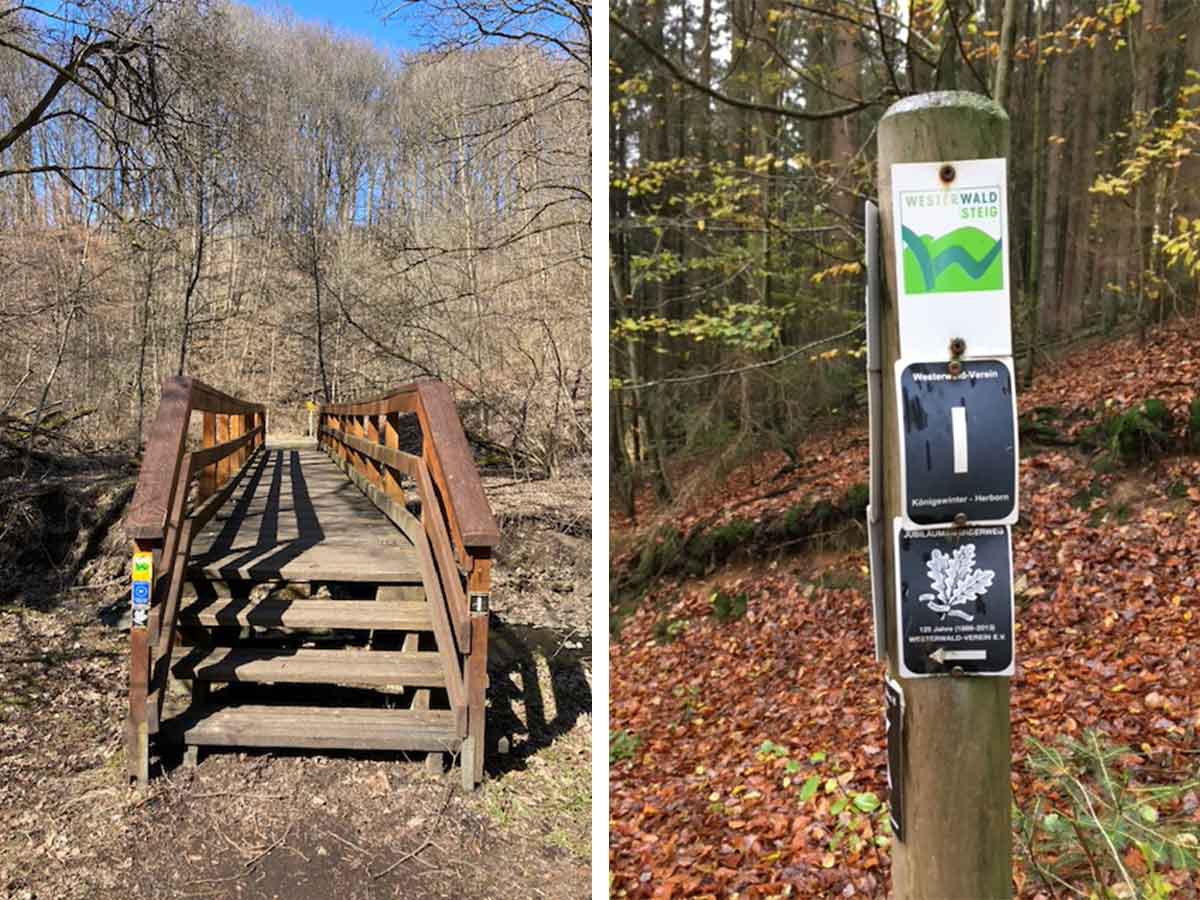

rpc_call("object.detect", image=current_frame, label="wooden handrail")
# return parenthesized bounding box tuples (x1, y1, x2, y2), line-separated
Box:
(319, 427, 420, 478)
(190, 425, 264, 473)
(126, 376, 265, 541)
(125, 376, 266, 787)
(318, 379, 499, 552)
(317, 379, 495, 777)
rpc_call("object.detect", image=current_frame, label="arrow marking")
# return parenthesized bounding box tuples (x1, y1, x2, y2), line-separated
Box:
(930, 647, 987, 665)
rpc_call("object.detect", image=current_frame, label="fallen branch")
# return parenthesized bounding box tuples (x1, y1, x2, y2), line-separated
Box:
(67, 578, 124, 591)
(184, 820, 295, 886)
(369, 777, 456, 879)
(369, 839, 433, 879)
(613, 323, 865, 392)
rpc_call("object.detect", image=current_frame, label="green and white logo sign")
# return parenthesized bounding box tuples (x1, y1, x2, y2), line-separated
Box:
(900, 187, 1003, 294)
(891, 158, 1011, 359)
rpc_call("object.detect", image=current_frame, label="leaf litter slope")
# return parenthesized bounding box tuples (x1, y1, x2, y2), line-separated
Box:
(610, 320, 1200, 898)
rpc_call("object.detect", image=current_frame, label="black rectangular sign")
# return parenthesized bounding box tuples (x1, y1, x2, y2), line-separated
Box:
(894, 521, 1014, 678)
(896, 358, 1018, 527)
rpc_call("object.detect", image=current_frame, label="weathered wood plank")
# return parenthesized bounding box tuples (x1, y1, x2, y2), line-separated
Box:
(175, 648, 445, 686)
(188, 541, 421, 583)
(316, 380, 499, 549)
(336, 454, 423, 538)
(216, 414, 232, 487)
(466, 552, 491, 787)
(417, 457, 470, 645)
(415, 380, 498, 549)
(376, 585, 425, 603)
(199, 412, 217, 502)
(189, 425, 263, 474)
(321, 427, 420, 479)
(128, 538, 154, 787)
(167, 705, 460, 752)
(126, 376, 193, 540)
(179, 596, 432, 630)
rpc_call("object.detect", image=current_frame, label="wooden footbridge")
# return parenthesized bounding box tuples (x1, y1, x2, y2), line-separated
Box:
(124, 377, 499, 789)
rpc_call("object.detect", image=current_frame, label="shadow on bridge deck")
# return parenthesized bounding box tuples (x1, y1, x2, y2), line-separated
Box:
(188, 447, 421, 584)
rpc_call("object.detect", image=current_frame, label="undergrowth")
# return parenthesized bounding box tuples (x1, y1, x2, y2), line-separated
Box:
(612, 482, 870, 627)
(1015, 730, 1200, 898)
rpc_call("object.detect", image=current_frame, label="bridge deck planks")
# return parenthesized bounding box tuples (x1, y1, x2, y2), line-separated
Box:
(189, 446, 422, 583)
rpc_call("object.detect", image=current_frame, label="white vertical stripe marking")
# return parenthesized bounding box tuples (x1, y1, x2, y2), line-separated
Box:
(951, 406, 968, 474)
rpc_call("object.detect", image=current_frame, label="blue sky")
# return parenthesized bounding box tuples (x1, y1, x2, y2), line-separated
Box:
(241, 0, 429, 51)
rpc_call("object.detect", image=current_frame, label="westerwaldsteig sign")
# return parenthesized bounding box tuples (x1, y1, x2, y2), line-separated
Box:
(890, 158, 1012, 360)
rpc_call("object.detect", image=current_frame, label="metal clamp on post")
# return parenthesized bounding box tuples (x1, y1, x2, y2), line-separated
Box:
(469, 593, 490, 614)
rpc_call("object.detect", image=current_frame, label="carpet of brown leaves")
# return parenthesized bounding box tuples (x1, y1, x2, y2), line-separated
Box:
(610, 321, 1200, 898)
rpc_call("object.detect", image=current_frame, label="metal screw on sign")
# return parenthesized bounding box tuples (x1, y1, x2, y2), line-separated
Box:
(949, 337, 967, 357)
(948, 360, 963, 376)
(939, 164, 956, 184)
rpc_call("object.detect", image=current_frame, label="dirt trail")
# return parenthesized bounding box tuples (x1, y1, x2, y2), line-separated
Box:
(0, 470, 591, 900)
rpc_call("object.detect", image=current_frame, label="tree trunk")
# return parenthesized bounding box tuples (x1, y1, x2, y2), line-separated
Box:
(1037, 0, 1069, 341)
(992, 0, 1019, 109)
(1063, 44, 1101, 332)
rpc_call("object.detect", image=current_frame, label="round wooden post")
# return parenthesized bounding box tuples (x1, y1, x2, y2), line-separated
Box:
(877, 92, 1013, 900)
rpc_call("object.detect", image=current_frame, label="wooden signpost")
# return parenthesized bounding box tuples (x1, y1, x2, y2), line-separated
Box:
(870, 92, 1017, 899)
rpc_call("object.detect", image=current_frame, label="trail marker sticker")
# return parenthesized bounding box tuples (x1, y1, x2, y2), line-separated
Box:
(896, 358, 1018, 527)
(131, 551, 152, 630)
(891, 158, 1011, 359)
(893, 521, 1014, 678)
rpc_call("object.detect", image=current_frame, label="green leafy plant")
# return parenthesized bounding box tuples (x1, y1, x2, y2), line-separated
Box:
(1070, 480, 1104, 511)
(610, 730, 642, 765)
(710, 590, 748, 623)
(757, 739, 789, 760)
(844, 482, 869, 519)
(1015, 730, 1200, 898)
(652, 616, 688, 644)
(759, 745, 893, 865)
(1100, 398, 1175, 463)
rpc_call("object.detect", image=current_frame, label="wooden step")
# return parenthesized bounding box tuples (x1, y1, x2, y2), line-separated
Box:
(166, 704, 460, 752)
(178, 597, 432, 631)
(187, 538, 423, 583)
(174, 648, 445, 687)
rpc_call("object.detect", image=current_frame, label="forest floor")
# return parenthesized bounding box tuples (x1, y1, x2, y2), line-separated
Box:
(0, 454, 591, 900)
(609, 319, 1200, 899)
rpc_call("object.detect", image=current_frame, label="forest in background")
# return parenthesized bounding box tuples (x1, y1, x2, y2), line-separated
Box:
(610, 0, 1200, 513)
(0, 0, 591, 476)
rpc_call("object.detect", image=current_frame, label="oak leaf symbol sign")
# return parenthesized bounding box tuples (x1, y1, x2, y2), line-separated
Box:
(919, 544, 994, 621)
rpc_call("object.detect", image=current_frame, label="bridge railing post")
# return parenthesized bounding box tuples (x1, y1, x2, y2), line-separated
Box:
(199, 413, 216, 502)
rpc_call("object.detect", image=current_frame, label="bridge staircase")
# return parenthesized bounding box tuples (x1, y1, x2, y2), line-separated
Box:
(124, 378, 498, 789)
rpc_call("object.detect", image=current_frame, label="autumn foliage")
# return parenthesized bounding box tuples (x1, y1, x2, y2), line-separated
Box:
(610, 321, 1200, 898)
